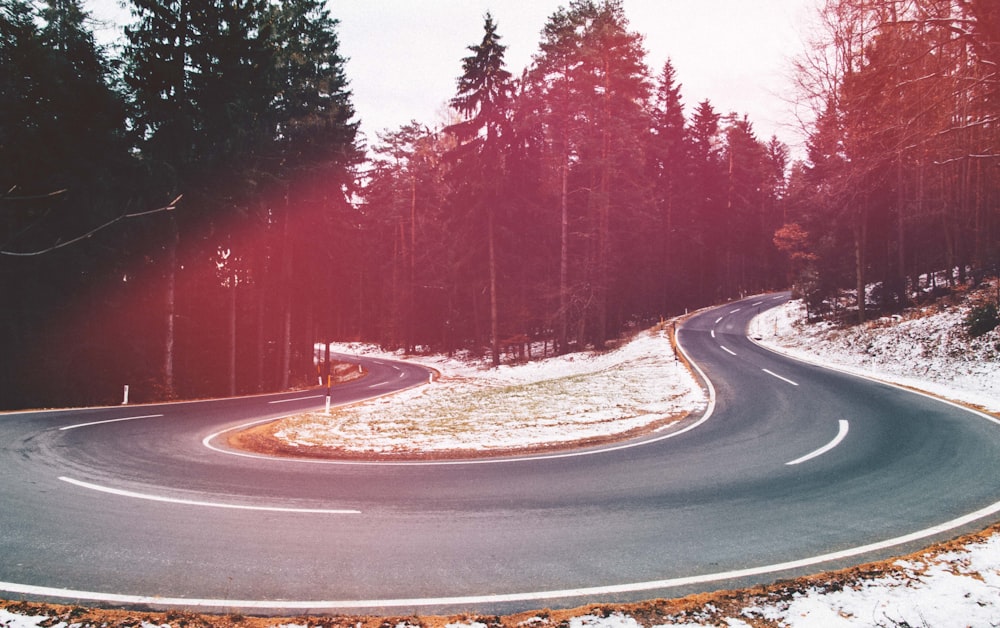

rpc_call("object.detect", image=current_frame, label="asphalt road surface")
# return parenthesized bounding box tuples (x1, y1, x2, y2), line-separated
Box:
(2, 293, 1000, 616)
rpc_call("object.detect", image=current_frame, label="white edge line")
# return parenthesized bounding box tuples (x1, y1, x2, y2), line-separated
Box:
(3, 495, 999, 611)
(786, 420, 849, 466)
(59, 414, 163, 431)
(762, 368, 799, 387)
(58, 477, 360, 515)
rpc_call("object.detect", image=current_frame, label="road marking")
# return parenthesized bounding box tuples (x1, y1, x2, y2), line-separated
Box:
(3, 492, 1000, 611)
(59, 414, 163, 431)
(720, 345, 737, 356)
(786, 420, 850, 466)
(762, 368, 799, 386)
(714, 316, 724, 324)
(752, 301, 763, 306)
(59, 477, 360, 514)
(268, 395, 324, 404)
(710, 329, 716, 338)
(729, 308, 742, 314)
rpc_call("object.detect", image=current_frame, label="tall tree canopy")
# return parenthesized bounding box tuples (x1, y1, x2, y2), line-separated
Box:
(791, 0, 1000, 322)
(3, 0, 811, 409)
(446, 12, 514, 365)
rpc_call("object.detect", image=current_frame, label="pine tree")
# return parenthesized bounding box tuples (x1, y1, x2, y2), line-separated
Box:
(526, 0, 650, 348)
(649, 58, 690, 309)
(445, 12, 513, 366)
(267, 0, 360, 388)
(1, 0, 132, 407)
(688, 99, 724, 304)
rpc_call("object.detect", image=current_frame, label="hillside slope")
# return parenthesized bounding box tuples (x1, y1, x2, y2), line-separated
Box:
(754, 282, 1000, 414)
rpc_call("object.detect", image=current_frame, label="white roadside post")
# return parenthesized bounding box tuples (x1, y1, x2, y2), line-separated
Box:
(324, 342, 333, 415)
(121, 385, 129, 405)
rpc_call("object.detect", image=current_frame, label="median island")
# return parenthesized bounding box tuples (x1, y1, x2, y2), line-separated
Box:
(228, 325, 709, 460)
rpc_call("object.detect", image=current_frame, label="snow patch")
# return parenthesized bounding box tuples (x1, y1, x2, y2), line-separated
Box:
(282, 330, 707, 453)
(751, 296, 1000, 413)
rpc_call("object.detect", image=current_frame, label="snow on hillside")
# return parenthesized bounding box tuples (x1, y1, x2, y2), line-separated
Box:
(752, 287, 1000, 413)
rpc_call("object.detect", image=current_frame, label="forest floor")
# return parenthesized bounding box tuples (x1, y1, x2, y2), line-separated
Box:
(3, 282, 1000, 627)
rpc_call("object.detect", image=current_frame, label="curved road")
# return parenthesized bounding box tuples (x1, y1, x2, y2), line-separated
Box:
(2, 294, 1000, 615)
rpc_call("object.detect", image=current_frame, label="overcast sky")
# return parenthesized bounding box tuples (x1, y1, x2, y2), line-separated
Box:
(88, 0, 813, 155)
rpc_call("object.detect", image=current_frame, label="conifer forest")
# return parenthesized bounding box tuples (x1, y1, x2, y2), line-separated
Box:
(2, 0, 998, 409)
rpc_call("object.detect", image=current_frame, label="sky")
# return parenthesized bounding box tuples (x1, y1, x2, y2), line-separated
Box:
(87, 0, 814, 156)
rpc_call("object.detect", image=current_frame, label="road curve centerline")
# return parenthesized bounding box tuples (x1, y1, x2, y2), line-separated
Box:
(785, 420, 850, 466)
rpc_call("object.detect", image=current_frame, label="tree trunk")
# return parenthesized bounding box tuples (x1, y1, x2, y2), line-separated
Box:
(280, 188, 292, 390)
(489, 204, 499, 367)
(163, 215, 178, 399)
(854, 207, 867, 324)
(558, 156, 569, 354)
(596, 124, 610, 349)
(228, 265, 237, 397)
(256, 279, 265, 392)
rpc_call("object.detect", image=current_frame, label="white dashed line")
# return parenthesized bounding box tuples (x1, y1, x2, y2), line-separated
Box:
(720, 345, 737, 356)
(786, 420, 850, 466)
(762, 368, 799, 386)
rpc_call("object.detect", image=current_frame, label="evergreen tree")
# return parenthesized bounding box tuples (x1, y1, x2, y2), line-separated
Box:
(649, 58, 690, 309)
(526, 0, 650, 348)
(267, 0, 361, 389)
(123, 0, 360, 397)
(445, 12, 514, 366)
(269, 0, 359, 171)
(688, 99, 724, 304)
(1, 0, 133, 408)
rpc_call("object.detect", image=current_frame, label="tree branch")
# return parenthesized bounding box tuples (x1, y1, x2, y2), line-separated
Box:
(0, 195, 182, 257)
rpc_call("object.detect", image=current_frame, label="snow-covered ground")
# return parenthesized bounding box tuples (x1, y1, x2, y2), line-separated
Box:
(3, 291, 999, 626)
(752, 294, 1000, 413)
(276, 328, 706, 454)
